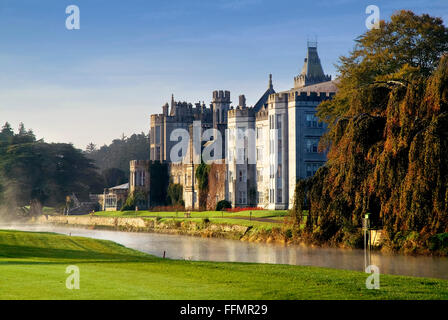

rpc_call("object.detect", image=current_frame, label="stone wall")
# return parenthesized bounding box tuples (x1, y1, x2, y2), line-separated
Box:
(37, 215, 147, 229)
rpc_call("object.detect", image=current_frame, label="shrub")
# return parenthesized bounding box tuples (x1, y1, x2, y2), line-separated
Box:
(121, 191, 147, 211)
(167, 183, 184, 206)
(216, 200, 231, 211)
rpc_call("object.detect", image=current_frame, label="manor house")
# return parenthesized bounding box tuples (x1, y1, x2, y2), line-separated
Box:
(131, 43, 337, 210)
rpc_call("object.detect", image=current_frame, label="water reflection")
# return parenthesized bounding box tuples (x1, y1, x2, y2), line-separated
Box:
(1, 224, 447, 279)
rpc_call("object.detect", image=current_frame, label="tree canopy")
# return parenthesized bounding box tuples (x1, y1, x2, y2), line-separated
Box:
(293, 11, 448, 249)
(0, 123, 103, 217)
(86, 132, 150, 177)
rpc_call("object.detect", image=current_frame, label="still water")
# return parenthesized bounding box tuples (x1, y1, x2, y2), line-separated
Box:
(1, 224, 447, 279)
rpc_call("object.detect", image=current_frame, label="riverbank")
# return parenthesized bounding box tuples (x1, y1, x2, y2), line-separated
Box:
(1, 229, 447, 299)
(34, 214, 447, 256)
(32, 214, 381, 247)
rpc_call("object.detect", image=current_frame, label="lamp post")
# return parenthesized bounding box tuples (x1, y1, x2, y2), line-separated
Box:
(362, 213, 371, 271)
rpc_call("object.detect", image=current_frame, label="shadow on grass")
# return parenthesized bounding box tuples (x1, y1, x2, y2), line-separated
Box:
(0, 244, 157, 263)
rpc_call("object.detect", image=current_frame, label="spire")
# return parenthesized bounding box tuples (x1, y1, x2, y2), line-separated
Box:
(268, 73, 273, 90)
(294, 41, 331, 88)
(169, 94, 176, 116)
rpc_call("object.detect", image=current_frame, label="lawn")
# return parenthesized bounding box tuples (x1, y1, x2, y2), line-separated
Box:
(0, 230, 447, 300)
(94, 209, 289, 219)
(94, 209, 291, 230)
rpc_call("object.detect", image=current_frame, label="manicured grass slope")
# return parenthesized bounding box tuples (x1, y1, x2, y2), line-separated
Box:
(94, 210, 289, 219)
(0, 230, 447, 300)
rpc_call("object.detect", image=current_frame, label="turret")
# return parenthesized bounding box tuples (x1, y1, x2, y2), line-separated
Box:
(239, 95, 246, 108)
(294, 42, 331, 88)
(212, 90, 231, 128)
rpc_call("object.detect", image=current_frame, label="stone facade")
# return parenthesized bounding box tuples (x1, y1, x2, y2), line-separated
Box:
(143, 43, 337, 210)
(129, 160, 151, 209)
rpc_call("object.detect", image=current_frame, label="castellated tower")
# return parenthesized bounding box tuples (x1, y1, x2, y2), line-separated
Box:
(294, 42, 331, 88)
(212, 90, 231, 128)
(129, 160, 150, 209)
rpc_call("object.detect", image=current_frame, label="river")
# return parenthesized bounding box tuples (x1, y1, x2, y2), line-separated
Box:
(1, 224, 447, 279)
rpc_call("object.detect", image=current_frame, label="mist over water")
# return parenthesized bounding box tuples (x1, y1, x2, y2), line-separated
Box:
(1, 223, 447, 280)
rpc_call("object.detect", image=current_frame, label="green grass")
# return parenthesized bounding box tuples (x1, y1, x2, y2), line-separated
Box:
(0, 230, 447, 300)
(94, 210, 304, 228)
(94, 210, 289, 219)
(94, 210, 290, 230)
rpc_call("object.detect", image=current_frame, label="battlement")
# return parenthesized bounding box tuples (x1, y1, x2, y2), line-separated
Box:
(228, 106, 254, 118)
(294, 74, 331, 88)
(289, 90, 335, 101)
(213, 90, 231, 102)
(151, 114, 165, 122)
(130, 160, 150, 169)
(268, 92, 288, 104)
(256, 106, 269, 120)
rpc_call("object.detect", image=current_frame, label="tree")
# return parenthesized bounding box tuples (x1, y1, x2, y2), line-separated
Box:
(295, 11, 448, 246)
(167, 183, 184, 206)
(102, 168, 127, 188)
(85, 143, 96, 153)
(195, 162, 210, 210)
(149, 161, 169, 206)
(86, 132, 150, 177)
(0, 141, 103, 216)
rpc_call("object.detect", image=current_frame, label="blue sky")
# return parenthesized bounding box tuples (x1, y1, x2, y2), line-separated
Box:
(0, 0, 447, 148)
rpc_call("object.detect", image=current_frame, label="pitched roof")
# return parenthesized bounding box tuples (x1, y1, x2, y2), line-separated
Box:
(300, 45, 326, 80)
(254, 74, 276, 112)
(110, 183, 129, 190)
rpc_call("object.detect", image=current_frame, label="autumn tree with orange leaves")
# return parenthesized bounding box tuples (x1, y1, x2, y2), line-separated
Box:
(292, 11, 448, 252)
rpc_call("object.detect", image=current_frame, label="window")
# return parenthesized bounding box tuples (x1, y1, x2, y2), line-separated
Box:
(156, 126, 161, 144)
(305, 138, 319, 153)
(257, 170, 262, 182)
(257, 192, 264, 203)
(277, 189, 282, 203)
(257, 148, 263, 161)
(276, 114, 282, 129)
(257, 127, 263, 140)
(239, 191, 246, 204)
(306, 163, 322, 177)
(140, 171, 145, 186)
(306, 114, 323, 128)
(239, 171, 243, 182)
